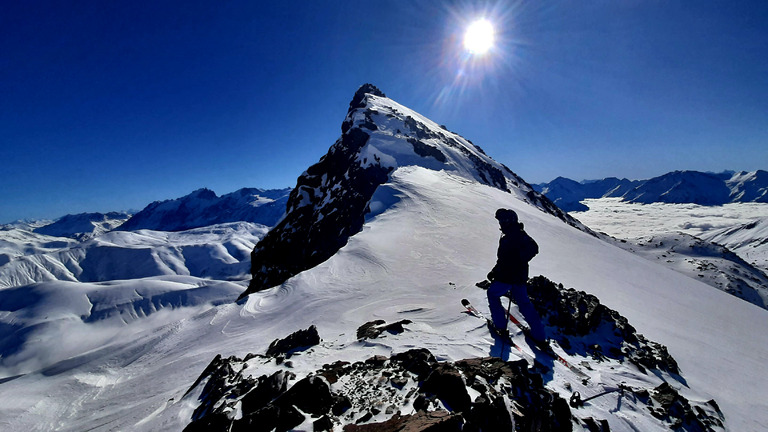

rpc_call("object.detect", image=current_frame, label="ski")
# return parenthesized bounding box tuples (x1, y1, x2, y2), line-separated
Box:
(462, 298, 590, 381)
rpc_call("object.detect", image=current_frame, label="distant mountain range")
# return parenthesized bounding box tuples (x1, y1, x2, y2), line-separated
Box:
(7, 187, 292, 240)
(116, 187, 291, 232)
(32, 211, 131, 240)
(534, 170, 768, 211)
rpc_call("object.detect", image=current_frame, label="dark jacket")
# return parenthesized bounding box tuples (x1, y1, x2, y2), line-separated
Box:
(488, 223, 538, 285)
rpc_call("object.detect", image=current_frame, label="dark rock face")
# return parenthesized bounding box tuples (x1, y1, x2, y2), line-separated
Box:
(243, 101, 393, 296)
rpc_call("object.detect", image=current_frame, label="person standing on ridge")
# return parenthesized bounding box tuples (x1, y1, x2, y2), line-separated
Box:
(486, 208, 546, 344)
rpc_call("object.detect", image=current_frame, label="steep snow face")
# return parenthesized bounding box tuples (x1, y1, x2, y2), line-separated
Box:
(1, 168, 764, 431)
(0, 222, 268, 288)
(118, 187, 290, 232)
(33, 212, 131, 240)
(245, 84, 579, 297)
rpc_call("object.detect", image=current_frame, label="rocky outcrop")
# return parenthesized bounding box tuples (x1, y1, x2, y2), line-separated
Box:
(356, 320, 412, 340)
(242, 85, 394, 297)
(527, 276, 679, 374)
(183, 342, 571, 431)
(265, 325, 321, 358)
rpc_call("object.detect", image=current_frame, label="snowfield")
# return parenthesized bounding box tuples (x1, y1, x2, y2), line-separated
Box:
(1, 168, 766, 431)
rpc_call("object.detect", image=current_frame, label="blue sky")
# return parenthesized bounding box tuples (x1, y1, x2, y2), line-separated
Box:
(2, 1, 767, 222)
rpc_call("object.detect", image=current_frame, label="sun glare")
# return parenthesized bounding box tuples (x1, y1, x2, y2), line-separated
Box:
(463, 19, 495, 55)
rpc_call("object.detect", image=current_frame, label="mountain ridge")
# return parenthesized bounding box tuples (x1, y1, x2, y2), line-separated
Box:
(535, 170, 768, 211)
(117, 187, 291, 232)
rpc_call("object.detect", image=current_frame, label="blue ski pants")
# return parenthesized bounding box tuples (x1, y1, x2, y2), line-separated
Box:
(487, 281, 546, 342)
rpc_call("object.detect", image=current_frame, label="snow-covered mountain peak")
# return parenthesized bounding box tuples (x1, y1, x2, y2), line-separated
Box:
(32, 211, 131, 240)
(244, 84, 579, 297)
(117, 187, 291, 232)
(341, 84, 520, 194)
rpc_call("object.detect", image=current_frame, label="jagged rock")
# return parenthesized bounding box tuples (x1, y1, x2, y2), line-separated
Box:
(527, 275, 679, 374)
(314, 415, 335, 431)
(455, 357, 571, 431)
(265, 325, 320, 357)
(240, 371, 292, 414)
(463, 395, 514, 432)
(275, 375, 335, 416)
(183, 412, 232, 432)
(357, 319, 413, 340)
(232, 403, 304, 432)
(649, 382, 725, 430)
(184, 347, 573, 431)
(391, 348, 438, 381)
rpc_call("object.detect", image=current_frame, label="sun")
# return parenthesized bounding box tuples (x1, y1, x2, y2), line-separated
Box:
(463, 19, 495, 55)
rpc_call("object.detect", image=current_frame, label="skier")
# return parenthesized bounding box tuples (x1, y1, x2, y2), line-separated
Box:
(486, 208, 546, 344)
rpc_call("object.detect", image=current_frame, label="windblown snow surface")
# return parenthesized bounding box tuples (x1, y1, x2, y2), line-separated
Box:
(1, 167, 766, 430)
